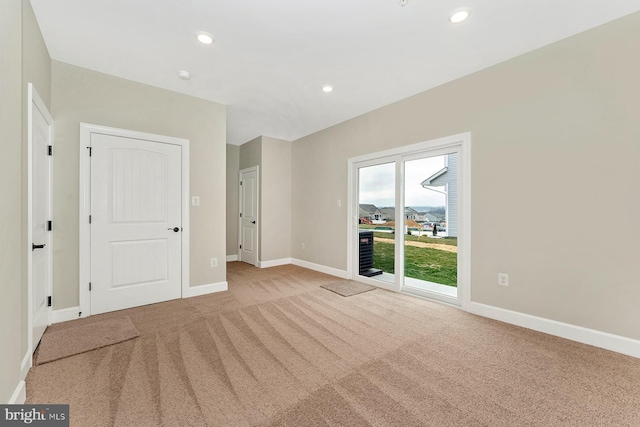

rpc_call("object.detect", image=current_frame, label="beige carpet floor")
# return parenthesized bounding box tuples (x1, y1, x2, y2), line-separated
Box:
(26, 262, 640, 426)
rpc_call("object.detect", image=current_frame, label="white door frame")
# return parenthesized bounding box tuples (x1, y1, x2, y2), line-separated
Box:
(79, 123, 190, 317)
(238, 166, 259, 265)
(27, 83, 53, 358)
(347, 132, 471, 311)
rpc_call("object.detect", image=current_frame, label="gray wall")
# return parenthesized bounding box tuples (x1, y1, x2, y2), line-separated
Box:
(291, 13, 640, 340)
(239, 136, 262, 170)
(226, 144, 239, 257)
(0, 0, 24, 404)
(51, 61, 227, 309)
(261, 137, 292, 262)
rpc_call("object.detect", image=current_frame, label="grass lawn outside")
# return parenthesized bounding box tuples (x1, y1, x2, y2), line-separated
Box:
(372, 239, 458, 287)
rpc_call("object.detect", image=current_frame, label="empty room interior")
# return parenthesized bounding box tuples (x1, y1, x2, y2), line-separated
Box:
(2, 0, 640, 425)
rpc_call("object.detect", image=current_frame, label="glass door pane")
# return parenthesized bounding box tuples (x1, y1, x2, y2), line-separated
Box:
(403, 153, 458, 299)
(358, 162, 396, 285)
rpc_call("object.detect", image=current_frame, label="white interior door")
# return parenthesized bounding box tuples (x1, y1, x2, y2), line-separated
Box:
(29, 84, 53, 351)
(239, 167, 258, 266)
(90, 134, 182, 314)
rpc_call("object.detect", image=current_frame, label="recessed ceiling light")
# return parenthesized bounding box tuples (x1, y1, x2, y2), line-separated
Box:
(196, 31, 214, 45)
(322, 85, 333, 93)
(449, 8, 470, 24)
(178, 70, 190, 80)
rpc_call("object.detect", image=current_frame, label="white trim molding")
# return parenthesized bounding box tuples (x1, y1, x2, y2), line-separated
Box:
(52, 306, 82, 324)
(184, 282, 228, 298)
(291, 258, 349, 279)
(226, 255, 238, 262)
(21, 352, 31, 382)
(258, 258, 292, 269)
(470, 302, 640, 359)
(9, 381, 26, 404)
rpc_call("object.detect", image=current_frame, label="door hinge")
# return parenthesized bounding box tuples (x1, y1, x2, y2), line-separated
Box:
(87, 146, 92, 156)
(47, 220, 52, 231)
(239, 212, 242, 218)
(89, 215, 92, 224)
(48, 145, 53, 156)
(89, 282, 92, 291)
(239, 245, 242, 249)
(240, 181, 243, 186)
(47, 296, 52, 307)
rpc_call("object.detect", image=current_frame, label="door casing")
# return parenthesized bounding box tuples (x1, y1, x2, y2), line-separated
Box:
(79, 123, 190, 317)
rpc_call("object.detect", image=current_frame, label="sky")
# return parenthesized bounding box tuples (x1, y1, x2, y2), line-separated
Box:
(359, 156, 446, 208)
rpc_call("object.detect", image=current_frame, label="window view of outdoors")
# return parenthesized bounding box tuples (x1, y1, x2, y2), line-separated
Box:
(358, 163, 395, 282)
(358, 154, 458, 293)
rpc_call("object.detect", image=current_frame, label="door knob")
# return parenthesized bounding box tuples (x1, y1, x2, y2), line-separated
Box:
(32, 243, 46, 251)
(251, 221, 256, 224)
(168, 227, 180, 232)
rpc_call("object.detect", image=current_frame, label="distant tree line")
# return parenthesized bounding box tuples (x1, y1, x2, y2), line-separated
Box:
(410, 206, 445, 215)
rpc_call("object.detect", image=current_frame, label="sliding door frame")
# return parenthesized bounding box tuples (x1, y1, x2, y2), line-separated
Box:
(347, 132, 471, 310)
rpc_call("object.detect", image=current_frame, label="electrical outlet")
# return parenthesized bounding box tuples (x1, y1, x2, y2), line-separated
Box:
(210, 257, 218, 268)
(301, 242, 305, 250)
(498, 273, 509, 287)
(337, 199, 342, 208)
(192, 196, 200, 206)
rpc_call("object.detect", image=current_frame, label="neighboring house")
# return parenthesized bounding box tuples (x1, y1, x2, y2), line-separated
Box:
(359, 204, 384, 223)
(379, 207, 395, 222)
(416, 212, 438, 223)
(421, 153, 458, 237)
(404, 207, 419, 221)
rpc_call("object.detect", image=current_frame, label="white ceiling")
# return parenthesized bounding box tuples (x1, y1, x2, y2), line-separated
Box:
(30, 0, 640, 145)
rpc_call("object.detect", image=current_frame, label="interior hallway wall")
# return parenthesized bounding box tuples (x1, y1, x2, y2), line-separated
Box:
(260, 136, 292, 263)
(237, 136, 292, 264)
(51, 61, 227, 309)
(0, 0, 24, 404)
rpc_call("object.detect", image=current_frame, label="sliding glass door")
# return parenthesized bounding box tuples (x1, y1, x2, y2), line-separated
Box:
(351, 137, 466, 306)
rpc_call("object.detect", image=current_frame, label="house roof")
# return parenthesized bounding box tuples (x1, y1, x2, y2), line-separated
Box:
(359, 204, 380, 214)
(421, 167, 448, 187)
(380, 207, 395, 215)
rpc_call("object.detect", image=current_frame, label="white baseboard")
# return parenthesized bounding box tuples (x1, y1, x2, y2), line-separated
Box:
(52, 306, 81, 324)
(21, 351, 31, 381)
(226, 255, 238, 262)
(291, 258, 349, 279)
(258, 258, 292, 268)
(185, 281, 228, 298)
(470, 302, 640, 359)
(9, 381, 26, 404)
